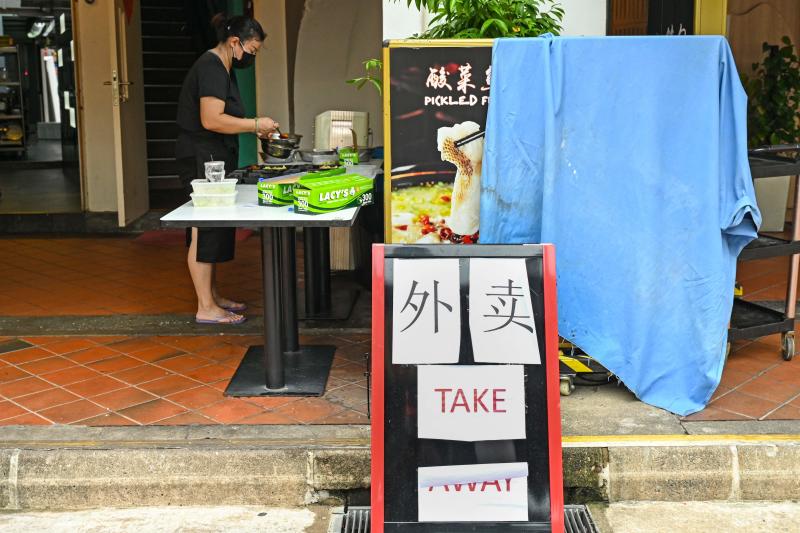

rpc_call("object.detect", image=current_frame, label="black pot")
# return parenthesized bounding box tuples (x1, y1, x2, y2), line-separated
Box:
(262, 138, 295, 159)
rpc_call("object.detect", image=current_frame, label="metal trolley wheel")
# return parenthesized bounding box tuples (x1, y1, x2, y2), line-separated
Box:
(782, 332, 795, 361)
(560, 375, 575, 396)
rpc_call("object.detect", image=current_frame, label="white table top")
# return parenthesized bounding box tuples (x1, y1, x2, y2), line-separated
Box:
(160, 185, 361, 228)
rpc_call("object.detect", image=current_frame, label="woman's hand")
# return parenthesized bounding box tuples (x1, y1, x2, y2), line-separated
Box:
(199, 97, 280, 136)
(256, 117, 279, 138)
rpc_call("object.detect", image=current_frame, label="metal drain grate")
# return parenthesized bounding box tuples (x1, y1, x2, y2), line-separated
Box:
(330, 505, 598, 533)
(340, 506, 370, 533)
(565, 504, 599, 533)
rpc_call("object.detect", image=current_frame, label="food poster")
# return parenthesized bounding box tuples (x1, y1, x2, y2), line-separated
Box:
(384, 42, 493, 244)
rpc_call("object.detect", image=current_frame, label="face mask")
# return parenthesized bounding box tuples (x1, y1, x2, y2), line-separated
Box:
(232, 41, 255, 69)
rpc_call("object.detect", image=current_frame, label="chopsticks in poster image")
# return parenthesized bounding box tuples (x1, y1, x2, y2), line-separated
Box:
(454, 129, 485, 148)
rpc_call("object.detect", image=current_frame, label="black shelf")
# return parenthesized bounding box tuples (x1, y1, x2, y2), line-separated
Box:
(729, 299, 794, 341)
(740, 235, 800, 261)
(749, 154, 800, 179)
(740, 153, 800, 262)
(731, 152, 800, 351)
(0, 45, 25, 152)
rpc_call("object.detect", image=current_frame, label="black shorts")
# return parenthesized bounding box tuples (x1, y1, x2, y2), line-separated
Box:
(177, 150, 238, 264)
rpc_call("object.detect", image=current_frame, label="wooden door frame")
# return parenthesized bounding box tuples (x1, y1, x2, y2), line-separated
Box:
(695, 0, 728, 35)
(68, 0, 87, 212)
(606, 0, 729, 35)
(109, 0, 128, 226)
(108, 0, 149, 226)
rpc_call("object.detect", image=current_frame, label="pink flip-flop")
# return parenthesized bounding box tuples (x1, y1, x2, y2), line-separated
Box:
(195, 313, 247, 325)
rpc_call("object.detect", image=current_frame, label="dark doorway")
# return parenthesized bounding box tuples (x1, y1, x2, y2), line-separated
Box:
(142, 0, 227, 210)
(0, 0, 80, 214)
(608, 0, 696, 36)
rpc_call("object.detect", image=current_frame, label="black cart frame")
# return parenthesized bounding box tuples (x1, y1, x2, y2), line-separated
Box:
(730, 144, 800, 360)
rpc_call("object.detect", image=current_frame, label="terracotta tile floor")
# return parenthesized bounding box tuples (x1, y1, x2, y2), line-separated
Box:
(0, 234, 264, 316)
(0, 334, 369, 426)
(683, 255, 800, 422)
(1, 235, 799, 424)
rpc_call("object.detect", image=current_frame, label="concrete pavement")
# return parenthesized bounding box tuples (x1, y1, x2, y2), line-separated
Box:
(589, 501, 800, 533)
(0, 506, 332, 533)
(3, 502, 799, 532)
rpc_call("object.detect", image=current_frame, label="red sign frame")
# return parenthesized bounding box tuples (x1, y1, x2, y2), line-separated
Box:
(371, 244, 563, 532)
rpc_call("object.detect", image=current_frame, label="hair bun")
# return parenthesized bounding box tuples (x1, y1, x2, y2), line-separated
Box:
(210, 13, 227, 30)
(214, 15, 266, 44)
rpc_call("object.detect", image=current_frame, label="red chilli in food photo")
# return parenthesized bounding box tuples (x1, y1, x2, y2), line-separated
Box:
(416, 214, 479, 244)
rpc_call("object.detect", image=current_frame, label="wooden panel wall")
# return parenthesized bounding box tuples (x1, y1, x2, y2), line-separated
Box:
(609, 0, 649, 35)
(728, 0, 800, 77)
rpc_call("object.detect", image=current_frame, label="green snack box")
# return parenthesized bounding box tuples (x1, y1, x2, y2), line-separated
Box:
(257, 177, 296, 206)
(293, 174, 373, 214)
(338, 147, 359, 165)
(301, 167, 346, 181)
(258, 168, 347, 207)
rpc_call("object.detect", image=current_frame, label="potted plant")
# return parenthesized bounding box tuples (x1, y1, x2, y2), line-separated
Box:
(743, 37, 800, 231)
(347, 0, 564, 95)
(401, 0, 564, 39)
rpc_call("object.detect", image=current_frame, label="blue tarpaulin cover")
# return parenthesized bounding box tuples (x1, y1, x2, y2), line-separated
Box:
(481, 36, 760, 415)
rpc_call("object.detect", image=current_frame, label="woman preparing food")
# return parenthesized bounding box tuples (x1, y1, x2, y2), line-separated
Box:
(175, 15, 278, 325)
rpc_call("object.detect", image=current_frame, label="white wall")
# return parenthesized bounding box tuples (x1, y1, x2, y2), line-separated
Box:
(254, 0, 290, 129)
(559, 0, 607, 36)
(294, 0, 383, 148)
(383, 0, 427, 39)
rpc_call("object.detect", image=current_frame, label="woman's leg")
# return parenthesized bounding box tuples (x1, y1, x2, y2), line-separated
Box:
(210, 263, 246, 310)
(188, 228, 243, 322)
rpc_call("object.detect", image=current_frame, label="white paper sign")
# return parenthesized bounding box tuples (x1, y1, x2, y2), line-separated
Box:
(59, 13, 66, 35)
(469, 258, 541, 364)
(57, 48, 63, 68)
(418, 365, 526, 441)
(392, 259, 461, 365)
(418, 462, 529, 522)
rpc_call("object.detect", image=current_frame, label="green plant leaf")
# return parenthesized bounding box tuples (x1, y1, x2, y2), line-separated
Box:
(346, 57, 383, 95)
(746, 36, 800, 147)
(480, 18, 509, 36)
(394, 0, 563, 39)
(370, 79, 383, 94)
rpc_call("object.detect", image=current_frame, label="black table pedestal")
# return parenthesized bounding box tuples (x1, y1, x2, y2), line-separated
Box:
(297, 287, 360, 321)
(300, 227, 359, 321)
(224, 227, 334, 397)
(224, 345, 335, 396)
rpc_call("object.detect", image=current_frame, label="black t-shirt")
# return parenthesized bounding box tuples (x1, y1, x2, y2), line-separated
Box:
(175, 51, 245, 159)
